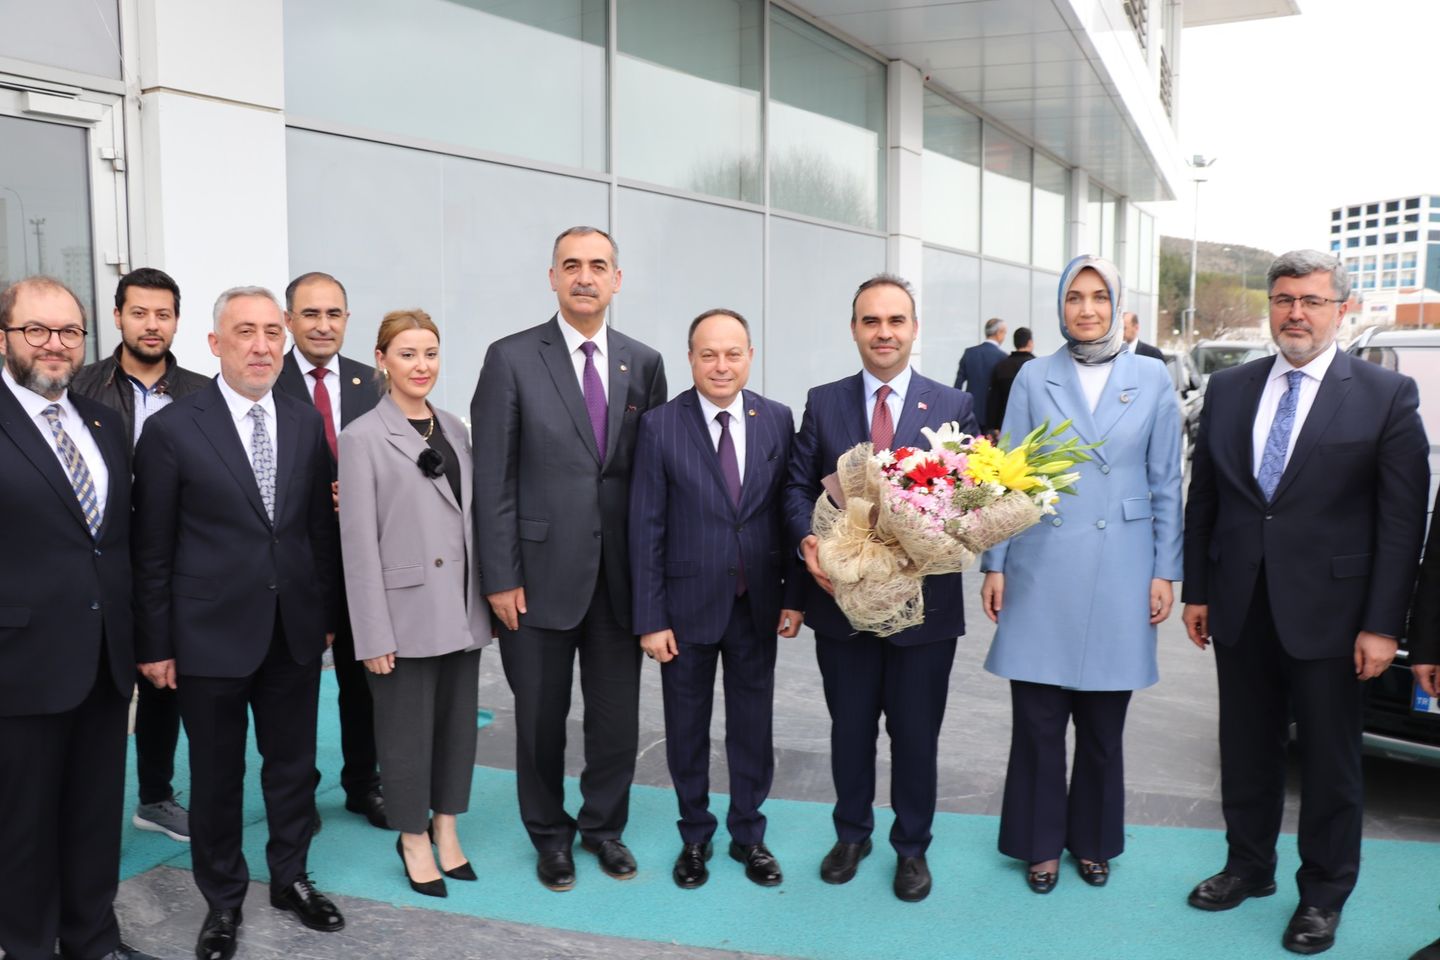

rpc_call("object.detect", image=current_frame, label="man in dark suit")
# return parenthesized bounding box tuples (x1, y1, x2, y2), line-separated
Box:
(274, 271, 385, 831)
(0, 277, 153, 960)
(628, 308, 804, 890)
(1406, 486, 1440, 960)
(787, 274, 979, 903)
(1182, 250, 1429, 956)
(133, 287, 346, 960)
(72, 266, 209, 846)
(984, 325, 1035, 434)
(473, 226, 667, 891)
(1122, 311, 1165, 361)
(954, 316, 1006, 431)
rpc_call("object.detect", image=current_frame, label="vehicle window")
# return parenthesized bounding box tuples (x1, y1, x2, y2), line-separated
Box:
(1193, 346, 1270, 374)
(1359, 346, 1440, 438)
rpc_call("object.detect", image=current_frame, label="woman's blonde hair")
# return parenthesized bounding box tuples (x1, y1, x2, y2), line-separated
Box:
(375, 309, 439, 355)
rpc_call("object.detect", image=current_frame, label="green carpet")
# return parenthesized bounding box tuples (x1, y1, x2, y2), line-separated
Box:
(120, 673, 1440, 959)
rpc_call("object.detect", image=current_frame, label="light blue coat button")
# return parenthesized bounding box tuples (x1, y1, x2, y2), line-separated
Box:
(1100, 464, 1111, 474)
(1052, 518, 1063, 526)
(1096, 520, 1107, 529)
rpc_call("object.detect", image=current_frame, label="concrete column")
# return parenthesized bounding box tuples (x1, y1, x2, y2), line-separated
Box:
(1067, 166, 1089, 264)
(885, 60, 925, 366)
(130, 0, 289, 374)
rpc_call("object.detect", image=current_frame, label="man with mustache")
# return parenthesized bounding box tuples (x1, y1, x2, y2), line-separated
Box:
(472, 226, 666, 890)
(0, 277, 154, 960)
(133, 287, 345, 960)
(275, 272, 385, 832)
(72, 267, 209, 845)
(1182, 250, 1429, 955)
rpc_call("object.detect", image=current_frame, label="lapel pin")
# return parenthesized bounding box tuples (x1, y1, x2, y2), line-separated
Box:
(351, 377, 361, 386)
(748, 408, 757, 417)
(93, 420, 101, 427)
(619, 363, 628, 373)
(1119, 393, 1131, 404)
(917, 401, 928, 410)
(626, 403, 638, 413)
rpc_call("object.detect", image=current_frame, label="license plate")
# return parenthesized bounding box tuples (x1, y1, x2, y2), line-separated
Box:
(1413, 680, 1440, 714)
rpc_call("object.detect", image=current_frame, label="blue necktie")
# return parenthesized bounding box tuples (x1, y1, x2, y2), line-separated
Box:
(1257, 370, 1304, 501)
(42, 404, 102, 538)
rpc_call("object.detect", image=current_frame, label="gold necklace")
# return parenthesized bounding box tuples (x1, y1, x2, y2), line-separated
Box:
(423, 416, 435, 440)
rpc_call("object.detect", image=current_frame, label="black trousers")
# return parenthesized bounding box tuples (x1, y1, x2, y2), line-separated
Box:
(998, 680, 1132, 863)
(178, 625, 321, 909)
(813, 633, 957, 858)
(660, 596, 777, 847)
(327, 618, 380, 799)
(0, 656, 127, 960)
(1213, 569, 1364, 911)
(134, 680, 181, 806)
(498, 567, 641, 852)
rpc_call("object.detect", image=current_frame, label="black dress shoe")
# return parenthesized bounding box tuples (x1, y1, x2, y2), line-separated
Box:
(893, 856, 932, 902)
(1283, 905, 1340, 955)
(195, 906, 241, 960)
(580, 837, 637, 879)
(537, 848, 576, 891)
(820, 838, 873, 884)
(1077, 859, 1110, 887)
(673, 841, 713, 889)
(729, 841, 782, 887)
(396, 835, 447, 898)
(1408, 934, 1440, 960)
(1026, 868, 1058, 894)
(424, 818, 476, 880)
(344, 789, 388, 829)
(1187, 870, 1278, 911)
(270, 876, 345, 932)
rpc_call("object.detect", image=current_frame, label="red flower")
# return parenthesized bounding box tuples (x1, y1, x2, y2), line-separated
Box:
(892, 446, 916, 461)
(904, 458, 951, 487)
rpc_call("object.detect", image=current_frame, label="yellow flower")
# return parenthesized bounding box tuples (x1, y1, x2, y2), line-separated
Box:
(995, 445, 1042, 492)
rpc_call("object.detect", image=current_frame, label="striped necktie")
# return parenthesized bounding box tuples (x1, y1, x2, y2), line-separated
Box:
(41, 404, 101, 538)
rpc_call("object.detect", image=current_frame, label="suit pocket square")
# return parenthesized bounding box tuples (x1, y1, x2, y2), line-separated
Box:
(518, 517, 550, 542)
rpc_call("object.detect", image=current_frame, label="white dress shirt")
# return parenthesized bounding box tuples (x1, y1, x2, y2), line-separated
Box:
(1251, 342, 1338, 477)
(291, 347, 342, 428)
(3, 366, 109, 517)
(128, 376, 174, 446)
(558, 315, 610, 400)
(215, 374, 278, 471)
(696, 390, 746, 478)
(1070, 354, 1114, 413)
(861, 364, 912, 430)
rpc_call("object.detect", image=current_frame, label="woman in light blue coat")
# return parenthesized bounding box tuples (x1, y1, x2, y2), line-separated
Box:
(979, 255, 1182, 894)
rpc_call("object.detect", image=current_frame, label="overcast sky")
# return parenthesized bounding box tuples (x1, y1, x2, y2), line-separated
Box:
(1152, 0, 1440, 255)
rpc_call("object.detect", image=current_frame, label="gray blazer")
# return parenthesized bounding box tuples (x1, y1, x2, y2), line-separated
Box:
(338, 394, 489, 661)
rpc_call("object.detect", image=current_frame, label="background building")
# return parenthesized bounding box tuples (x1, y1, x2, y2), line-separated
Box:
(0, 0, 1295, 414)
(1330, 194, 1440, 330)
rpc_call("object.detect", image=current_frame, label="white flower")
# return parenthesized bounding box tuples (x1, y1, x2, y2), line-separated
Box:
(873, 448, 896, 467)
(921, 421, 973, 452)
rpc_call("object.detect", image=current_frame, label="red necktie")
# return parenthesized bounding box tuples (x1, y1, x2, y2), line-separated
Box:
(871, 384, 894, 450)
(310, 367, 338, 459)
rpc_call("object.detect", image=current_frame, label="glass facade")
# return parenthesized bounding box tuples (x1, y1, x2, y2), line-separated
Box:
(982, 128, 1032, 264)
(0, 0, 121, 79)
(921, 93, 981, 252)
(1031, 154, 1068, 271)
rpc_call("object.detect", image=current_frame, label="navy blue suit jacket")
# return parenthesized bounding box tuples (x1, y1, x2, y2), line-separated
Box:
(785, 370, 979, 646)
(1183, 349, 1430, 658)
(955, 340, 1005, 430)
(132, 380, 340, 677)
(630, 387, 801, 645)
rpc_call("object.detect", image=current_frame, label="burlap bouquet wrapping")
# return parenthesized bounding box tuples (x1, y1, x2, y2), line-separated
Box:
(947, 489, 1042, 553)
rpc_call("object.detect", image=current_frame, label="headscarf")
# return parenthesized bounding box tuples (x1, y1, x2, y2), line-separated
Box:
(1057, 254, 1125, 365)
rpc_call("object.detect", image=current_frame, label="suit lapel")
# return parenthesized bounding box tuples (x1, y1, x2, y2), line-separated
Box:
(893, 375, 935, 450)
(1271, 352, 1353, 504)
(843, 373, 869, 447)
(276, 352, 307, 403)
(1091, 351, 1142, 444)
(272, 397, 301, 524)
(337, 356, 377, 428)
(680, 389, 732, 509)
(195, 386, 271, 526)
(0, 384, 91, 532)
(1234, 362, 1270, 504)
(380, 398, 461, 513)
(738, 392, 773, 516)
(74, 396, 126, 539)
(605, 334, 631, 466)
(1043, 353, 1107, 464)
(538, 317, 602, 465)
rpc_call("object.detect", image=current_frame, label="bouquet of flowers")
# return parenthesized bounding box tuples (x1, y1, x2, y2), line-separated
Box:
(812, 421, 1093, 637)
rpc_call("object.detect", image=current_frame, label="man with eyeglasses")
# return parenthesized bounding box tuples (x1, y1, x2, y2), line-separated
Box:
(274, 272, 385, 833)
(1181, 250, 1429, 955)
(0, 277, 156, 960)
(72, 266, 209, 847)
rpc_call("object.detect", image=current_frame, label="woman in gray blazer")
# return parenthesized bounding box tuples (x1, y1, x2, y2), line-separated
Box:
(338, 309, 489, 898)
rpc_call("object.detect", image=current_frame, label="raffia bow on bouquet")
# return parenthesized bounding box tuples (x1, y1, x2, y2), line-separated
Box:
(812, 421, 1094, 637)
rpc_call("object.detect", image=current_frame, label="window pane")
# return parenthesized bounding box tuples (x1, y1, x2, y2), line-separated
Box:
(284, 0, 607, 171)
(1032, 154, 1068, 271)
(921, 245, 981, 380)
(616, 0, 762, 202)
(1123, 202, 1141, 284)
(769, 7, 885, 230)
(921, 92, 980, 251)
(982, 127, 1031, 263)
(0, 0, 120, 78)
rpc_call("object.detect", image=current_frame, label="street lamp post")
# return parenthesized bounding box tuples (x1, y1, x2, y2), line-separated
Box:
(1186, 154, 1217, 345)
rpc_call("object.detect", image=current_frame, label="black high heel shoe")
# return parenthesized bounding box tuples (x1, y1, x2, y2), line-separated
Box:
(428, 818, 477, 881)
(397, 835, 447, 897)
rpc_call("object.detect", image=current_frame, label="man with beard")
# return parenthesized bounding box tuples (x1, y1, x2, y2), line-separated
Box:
(72, 267, 209, 845)
(0, 277, 153, 960)
(1182, 250, 1429, 955)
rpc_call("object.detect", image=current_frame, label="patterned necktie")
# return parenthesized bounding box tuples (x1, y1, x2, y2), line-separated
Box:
(1257, 370, 1305, 501)
(579, 340, 607, 463)
(249, 405, 276, 522)
(871, 384, 894, 451)
(716, 411, 746, 596)
(41, 404, 101, 538)
(309, 367, 337, 459)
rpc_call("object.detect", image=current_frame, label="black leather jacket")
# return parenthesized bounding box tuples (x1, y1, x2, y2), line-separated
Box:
(71, 345, 211, 452)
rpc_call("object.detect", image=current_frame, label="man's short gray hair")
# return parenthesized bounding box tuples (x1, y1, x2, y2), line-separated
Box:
(213, 286, 282, 331)
(552, 226, 619, 267)
(1267, 250, 1352, 302)
(983, 317, 1005, 338)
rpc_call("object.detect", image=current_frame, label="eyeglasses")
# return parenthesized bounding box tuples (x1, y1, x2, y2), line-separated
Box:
(2, 323, 87, 348)
(1268, 295, 1343, 312)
